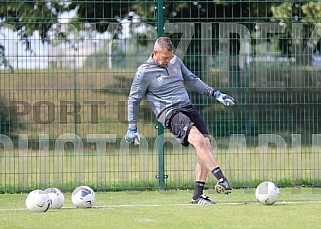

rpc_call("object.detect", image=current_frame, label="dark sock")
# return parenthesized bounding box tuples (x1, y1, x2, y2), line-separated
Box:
(211, 167, 224, 180)
(193, 181, 205, 200)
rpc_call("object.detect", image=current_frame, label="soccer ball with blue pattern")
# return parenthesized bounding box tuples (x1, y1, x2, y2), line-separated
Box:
(72, 185, 96, 208)
(44, 187, 64, 209)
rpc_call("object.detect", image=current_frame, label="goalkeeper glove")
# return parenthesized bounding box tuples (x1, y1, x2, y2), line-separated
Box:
(125, 128, 140, 145)
(214, 91, 235, 107)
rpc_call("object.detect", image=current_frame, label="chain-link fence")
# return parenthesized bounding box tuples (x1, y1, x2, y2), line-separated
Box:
(0, 1, 320, 192)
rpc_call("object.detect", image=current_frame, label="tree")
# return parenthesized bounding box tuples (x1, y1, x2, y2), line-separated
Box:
(271, 2, 321, 56)
(0, 1, 70, 41)
(68, 1, 132, 33)
(0, 2, 73, 70)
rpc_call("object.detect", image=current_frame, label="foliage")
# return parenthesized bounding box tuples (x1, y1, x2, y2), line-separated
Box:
(2, 2, 321, 40)
(301, 2, 321, 23)
(0, 1, 69, 41)
(271, 2, 293, 23)
(0, 96, 18, 136)
(3, 1, 321, 60)
(0, 44, 13, 71)
(271, 2, 321, 23)
(68, 1, 132, 33)
(270, 2, 321, 54)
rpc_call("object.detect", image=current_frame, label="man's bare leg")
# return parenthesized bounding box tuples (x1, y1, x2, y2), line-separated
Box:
(188, 126, 232, 195)
(188, 126, 219, 171)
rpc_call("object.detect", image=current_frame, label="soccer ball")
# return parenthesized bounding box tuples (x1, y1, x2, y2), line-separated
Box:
(44, 187, 65, 209)
(256, 181, 280, 205)
(71, 185, 96, 208)
(25, 190, 51, 212)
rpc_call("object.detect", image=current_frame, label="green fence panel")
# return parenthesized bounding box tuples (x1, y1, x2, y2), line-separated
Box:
(0, 1, 320, 192)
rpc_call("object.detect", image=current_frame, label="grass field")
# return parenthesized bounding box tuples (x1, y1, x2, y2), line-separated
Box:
(0, 188, 321, 229)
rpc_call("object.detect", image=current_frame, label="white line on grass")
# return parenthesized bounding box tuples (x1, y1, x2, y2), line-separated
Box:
(93, 200, 321, 208)
(1, 200, 321, 211)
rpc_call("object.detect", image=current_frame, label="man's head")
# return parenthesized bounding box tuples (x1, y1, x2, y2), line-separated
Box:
(153, 37, 174, 67)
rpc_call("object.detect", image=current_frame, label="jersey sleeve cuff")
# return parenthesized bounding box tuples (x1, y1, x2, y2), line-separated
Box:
(128, 123, 137, 130)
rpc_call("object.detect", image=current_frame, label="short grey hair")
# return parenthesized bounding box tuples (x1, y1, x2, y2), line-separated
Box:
(154, 37, 174, 51)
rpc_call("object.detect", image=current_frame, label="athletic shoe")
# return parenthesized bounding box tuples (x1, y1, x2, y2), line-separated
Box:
(191, 195, 216, 204)
(215, 177, 232, 194)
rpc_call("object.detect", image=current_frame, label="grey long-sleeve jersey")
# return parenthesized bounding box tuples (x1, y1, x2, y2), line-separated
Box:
(128, 54, 216, 130)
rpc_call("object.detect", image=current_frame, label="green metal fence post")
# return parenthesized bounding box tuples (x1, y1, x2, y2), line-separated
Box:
(156, 0, 165, 190)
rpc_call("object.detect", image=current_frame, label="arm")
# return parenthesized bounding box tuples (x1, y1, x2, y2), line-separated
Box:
(179, 59, 215, 96)
(180, 58, 235, 106)
(126, 68, 148, 144)
(128, 68, 148, 129)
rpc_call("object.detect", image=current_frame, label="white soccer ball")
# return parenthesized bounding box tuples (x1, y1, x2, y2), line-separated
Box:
(256, 181, 280, 205)
(44, 187, 65, 209)
(71, 185, 96, 208)
(25, 190, 51, 212)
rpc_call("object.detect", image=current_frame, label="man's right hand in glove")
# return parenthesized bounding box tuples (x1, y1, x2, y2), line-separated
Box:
(125, 129, 140, 145)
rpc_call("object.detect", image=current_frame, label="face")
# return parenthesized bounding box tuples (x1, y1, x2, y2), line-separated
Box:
(153, 48, 174, 67)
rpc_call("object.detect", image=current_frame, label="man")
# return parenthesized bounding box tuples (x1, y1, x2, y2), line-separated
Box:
(126, 37, 235, 204)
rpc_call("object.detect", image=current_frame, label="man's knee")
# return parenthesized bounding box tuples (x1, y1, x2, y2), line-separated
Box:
(188, 127, 207, 148)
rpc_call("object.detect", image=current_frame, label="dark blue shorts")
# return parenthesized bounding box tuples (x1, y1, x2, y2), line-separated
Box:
(164, 105, 209, 147)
